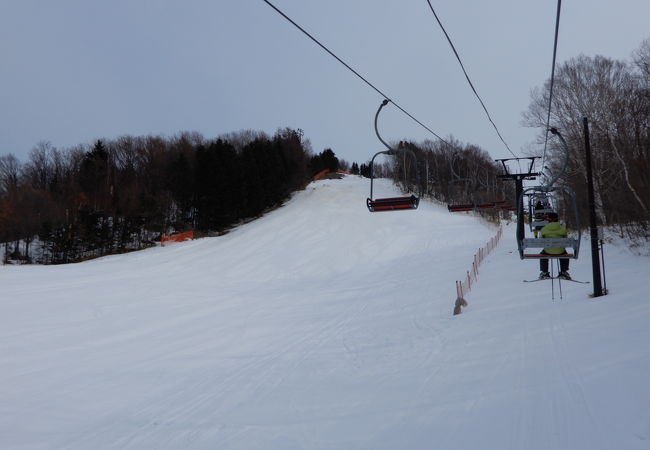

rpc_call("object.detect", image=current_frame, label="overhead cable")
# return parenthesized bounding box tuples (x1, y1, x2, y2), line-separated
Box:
(425, 0, 517, 159)
(261, 0, 449, 145)
(541, 0, 563, 171)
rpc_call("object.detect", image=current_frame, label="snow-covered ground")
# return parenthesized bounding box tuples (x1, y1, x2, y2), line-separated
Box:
(1, 176, 649, 450)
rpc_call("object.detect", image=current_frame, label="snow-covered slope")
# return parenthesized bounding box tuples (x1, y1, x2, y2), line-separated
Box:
(1, 176, 649, 449)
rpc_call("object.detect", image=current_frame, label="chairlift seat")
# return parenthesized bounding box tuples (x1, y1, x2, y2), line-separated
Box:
(447, 203, 475, 212)
(520, 237, 580, 259)
(522, 253, 574, 259)
(476, 202, 497, 209)
(448, 201, 505, 212)
(517, 183, 582, 260)
(521, 238, 578, 248)
(367, 195, 419, 212)
(495, 200, 515, 210)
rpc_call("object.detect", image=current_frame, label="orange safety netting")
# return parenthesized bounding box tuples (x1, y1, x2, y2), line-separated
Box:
(454, 227, 503, 315)
(312, 169, 330, 181)
(313, 169, 352, 181)
(161, 231, 194, 246)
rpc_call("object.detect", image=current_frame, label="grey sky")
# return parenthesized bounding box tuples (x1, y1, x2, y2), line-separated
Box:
(1, 0, 649, 165)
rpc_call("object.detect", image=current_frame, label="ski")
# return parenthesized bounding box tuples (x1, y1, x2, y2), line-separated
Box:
(560, 278, 590, 284)
(523, 277, 590, 284)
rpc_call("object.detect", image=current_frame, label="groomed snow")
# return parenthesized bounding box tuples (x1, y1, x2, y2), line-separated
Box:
(1, 176, 649, 449)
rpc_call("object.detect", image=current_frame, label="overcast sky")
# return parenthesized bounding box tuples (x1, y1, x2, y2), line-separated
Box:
(2, 0, 649, 165)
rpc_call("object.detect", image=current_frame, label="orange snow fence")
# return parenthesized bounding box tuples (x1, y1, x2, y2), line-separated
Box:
(313, 169, 351, 181)
(454, 226, 503, 316)
(312, 169, 330, 181)
(161, 231, 194, 246)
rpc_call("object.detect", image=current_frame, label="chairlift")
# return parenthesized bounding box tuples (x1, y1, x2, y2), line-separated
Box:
(447, 168, 511, 212)
(448, 199, 511, 213)
(449, 152, 471, 185)
(527, 191, 555, 231)
(518, 186, 581, 259)
(447, 156, 513, 212)
(366, 99, 420, 212)
(516, 128, 582, 260)
(447, 203, 474, 212)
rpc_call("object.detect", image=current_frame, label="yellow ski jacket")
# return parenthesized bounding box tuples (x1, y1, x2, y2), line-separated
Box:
(541, 221, 568, 254)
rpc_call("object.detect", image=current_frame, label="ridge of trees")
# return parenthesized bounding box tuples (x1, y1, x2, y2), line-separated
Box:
(523, 38, 650, 238)
(3, 38, 649, 262)
(368, 38, 650, 235)
(0, 128, 328, 264)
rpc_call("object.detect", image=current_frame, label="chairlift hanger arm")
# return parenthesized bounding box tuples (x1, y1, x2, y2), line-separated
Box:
(373, 99, 419, 159)
(374, 99, 397, 155)
(545, 127, 570, 188)
(366, 99, 421, 212)
(450, 151, 471, 183)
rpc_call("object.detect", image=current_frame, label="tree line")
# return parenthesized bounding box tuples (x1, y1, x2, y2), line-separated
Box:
(375, 38, 650, 235)
(3, 39, 648, 262)
(523, 38, 650, 238)
(0, 128, 336, 264)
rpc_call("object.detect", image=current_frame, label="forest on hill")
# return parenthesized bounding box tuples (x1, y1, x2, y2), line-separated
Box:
(0, 129, 340, 264)
(1, 120, 510, 265)
(2, 40, 649, 264)
(382, 41, 650, 242)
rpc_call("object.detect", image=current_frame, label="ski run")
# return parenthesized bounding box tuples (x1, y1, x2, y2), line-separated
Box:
(1, 175, 649, 449)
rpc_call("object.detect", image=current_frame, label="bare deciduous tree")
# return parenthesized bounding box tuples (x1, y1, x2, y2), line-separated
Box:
(523, 47, 650, 233)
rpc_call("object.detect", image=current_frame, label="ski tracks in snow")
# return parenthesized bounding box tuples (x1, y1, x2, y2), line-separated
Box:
(546, 306, 615, 449)
(60, 287, 375, 450)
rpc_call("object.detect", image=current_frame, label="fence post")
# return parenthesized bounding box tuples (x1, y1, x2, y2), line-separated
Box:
(452, 226, 503, 315)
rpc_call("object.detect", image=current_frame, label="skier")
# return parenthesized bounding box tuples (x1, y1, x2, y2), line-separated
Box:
(538, 212, 571, 280)
(532, 201, 546, 238)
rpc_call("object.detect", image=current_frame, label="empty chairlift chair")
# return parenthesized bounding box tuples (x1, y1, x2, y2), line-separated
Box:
(366, 99, 421, 212)
(367, 194, 419, 212)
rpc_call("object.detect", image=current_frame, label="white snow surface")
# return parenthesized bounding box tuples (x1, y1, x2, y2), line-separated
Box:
(1, 176, 649, 450)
